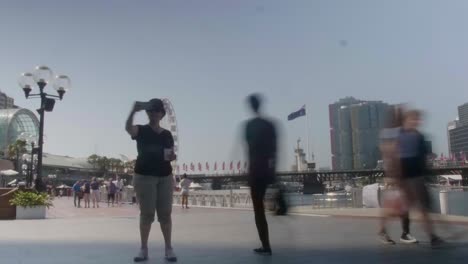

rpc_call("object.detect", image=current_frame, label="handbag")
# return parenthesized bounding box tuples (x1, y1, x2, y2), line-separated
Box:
(382, 187, 407, 217)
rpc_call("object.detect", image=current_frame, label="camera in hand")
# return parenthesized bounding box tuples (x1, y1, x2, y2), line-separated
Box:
(136, 101, 153, 111)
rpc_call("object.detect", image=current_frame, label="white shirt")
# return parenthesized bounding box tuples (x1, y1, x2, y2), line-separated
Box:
(180, 179, 191, 191)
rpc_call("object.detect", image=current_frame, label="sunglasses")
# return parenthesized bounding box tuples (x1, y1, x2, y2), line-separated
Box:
(146, 108, 163, 113)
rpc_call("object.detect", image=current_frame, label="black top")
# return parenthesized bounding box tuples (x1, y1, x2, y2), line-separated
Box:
(399, 129, 429, 179)
(245, 117, 277, 184)
(84, 182, 91, 193)
(132, 125, 174, 177)
(90, 181, 99, 190)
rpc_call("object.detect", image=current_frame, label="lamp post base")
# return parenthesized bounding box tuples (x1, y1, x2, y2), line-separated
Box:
(34, 178, 46, 192)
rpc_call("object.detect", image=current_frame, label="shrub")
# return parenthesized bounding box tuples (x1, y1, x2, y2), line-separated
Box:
(10, 191, 53, 209)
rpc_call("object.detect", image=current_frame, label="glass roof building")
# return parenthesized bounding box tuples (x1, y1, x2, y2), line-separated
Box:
(0, 108, 39, 154)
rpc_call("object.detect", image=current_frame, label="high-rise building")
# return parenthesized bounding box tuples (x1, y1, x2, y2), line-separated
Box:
(329, 97, 389, 170)
(0, 90, 15, 109)
(448, 102, 468, 159)
(329, 97, 361, 170)
(458, 103, 468, 126)
(447, 120, 459, 154)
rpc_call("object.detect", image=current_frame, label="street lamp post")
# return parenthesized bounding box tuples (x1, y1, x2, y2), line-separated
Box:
(18, 66, 71, 192)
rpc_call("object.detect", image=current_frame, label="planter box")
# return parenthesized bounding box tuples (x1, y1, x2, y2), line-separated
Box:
(16, 205, 46, 219)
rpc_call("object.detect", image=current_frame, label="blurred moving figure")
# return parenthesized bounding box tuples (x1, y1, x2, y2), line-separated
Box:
(378, 106, 416, 244)
(398, 109, 443, 247)
(244, 94, 277, 256)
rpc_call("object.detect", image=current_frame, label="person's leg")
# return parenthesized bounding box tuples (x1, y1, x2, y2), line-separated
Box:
(96, 191, 100, 208)
(251, 183, 271, 251)
(156, 176, 176, 261)
(91, 191, 96, 208)
(186, 195, 190, 208)
(134, 175, 157, 261)
(401, 212, 410, 235)
(73, 193, 77, 207)
(415, 178, 438, 240)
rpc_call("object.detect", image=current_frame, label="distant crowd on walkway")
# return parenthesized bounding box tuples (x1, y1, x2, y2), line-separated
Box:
(68, 177, 135, 208)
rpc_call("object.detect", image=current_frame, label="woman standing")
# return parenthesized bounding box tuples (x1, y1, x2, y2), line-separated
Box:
(107, 178, 117, 207)
(83, 180, 91, 208)
(90, 177, 100, 208)
(126, 98, 177, 263)
(179, 174, 191, 209)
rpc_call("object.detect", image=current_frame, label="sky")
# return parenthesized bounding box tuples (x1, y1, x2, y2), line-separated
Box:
(1, 0, 468, 170)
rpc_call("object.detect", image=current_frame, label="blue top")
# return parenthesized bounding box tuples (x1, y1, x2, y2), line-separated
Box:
(398, 130, 420, 158)
(72, 183, 81, 192)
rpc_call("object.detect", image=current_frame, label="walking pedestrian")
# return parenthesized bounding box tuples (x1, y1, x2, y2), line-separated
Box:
(126, 98, 178, 262)
(378, 106, 416, 244)
(91, 177, 100, 208)
(398, 109, 443, 247)
(244, 94, 277, 256)
(179, 174, 191, 209)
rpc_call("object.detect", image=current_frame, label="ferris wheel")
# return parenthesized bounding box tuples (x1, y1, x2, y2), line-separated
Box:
(161, 98, 180, 178)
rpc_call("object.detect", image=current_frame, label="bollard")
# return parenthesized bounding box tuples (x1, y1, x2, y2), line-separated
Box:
(439, 190, 449, 215)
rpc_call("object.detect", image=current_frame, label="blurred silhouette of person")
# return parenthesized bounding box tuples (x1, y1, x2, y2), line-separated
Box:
(244, 94, 277, 256)
(398, 110, 443, 247)
(378, 106, 416, 244)
(179, 174, 191, 209)
(126, 98, 178, 262)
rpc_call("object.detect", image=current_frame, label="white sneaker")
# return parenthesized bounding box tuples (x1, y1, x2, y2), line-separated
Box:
(400, 233, 418, 244)
(165, 248, 177, 262)
(133, 249, 148, 262)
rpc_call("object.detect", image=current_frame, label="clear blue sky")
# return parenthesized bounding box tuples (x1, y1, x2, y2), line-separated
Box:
(1, 0, 467, 170)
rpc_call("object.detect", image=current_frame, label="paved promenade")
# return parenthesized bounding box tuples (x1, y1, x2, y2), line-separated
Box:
(1, 198, 468, 263)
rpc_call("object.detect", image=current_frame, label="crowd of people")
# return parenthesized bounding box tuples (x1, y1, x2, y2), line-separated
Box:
(71, 177, 126, 208)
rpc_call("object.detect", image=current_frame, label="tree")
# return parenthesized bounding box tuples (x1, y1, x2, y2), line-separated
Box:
(124, 159, 136, 174)
(87, 154, 100, 170)
(107, 158, 124, 173)
(97, 156, 110, 175)
(7, 139, 27, 171)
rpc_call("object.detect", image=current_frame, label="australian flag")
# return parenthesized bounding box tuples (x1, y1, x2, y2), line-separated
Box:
(288, 105, 306, 121)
